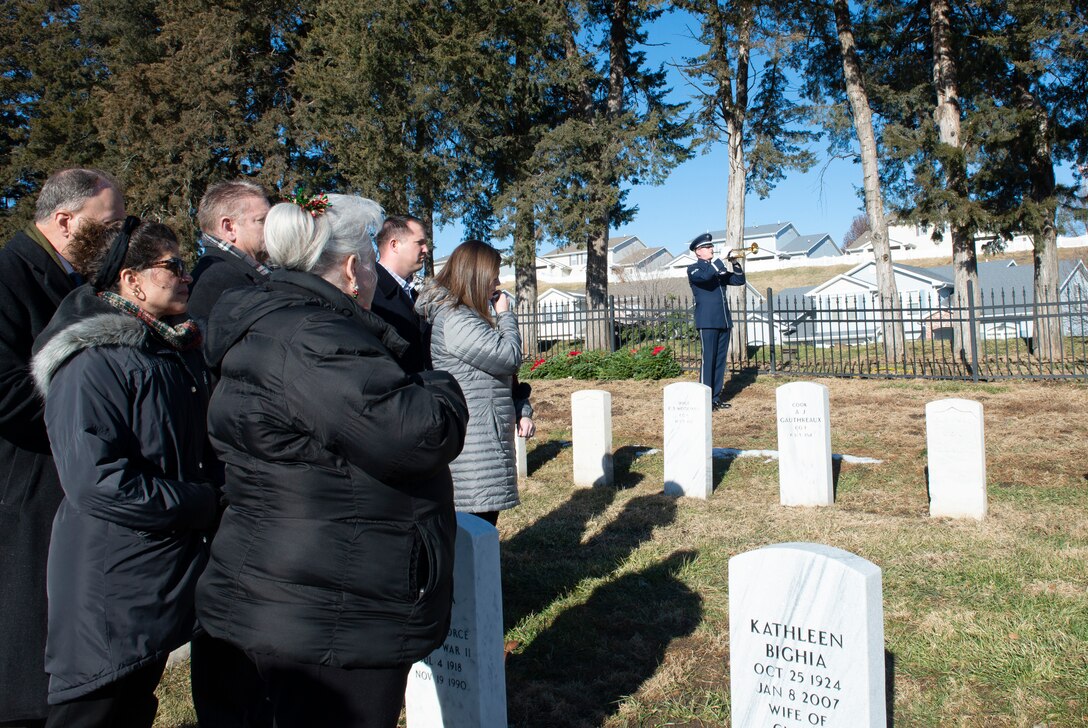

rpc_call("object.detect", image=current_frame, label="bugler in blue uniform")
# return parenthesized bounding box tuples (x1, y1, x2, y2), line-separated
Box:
(686, 233, 745, 409)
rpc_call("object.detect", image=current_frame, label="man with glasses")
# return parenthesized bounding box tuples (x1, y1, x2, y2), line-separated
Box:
(373, 214, 432, 373)
(0, 168, 125, 727)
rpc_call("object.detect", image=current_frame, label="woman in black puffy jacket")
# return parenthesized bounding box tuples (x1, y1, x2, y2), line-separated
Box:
(195, 195, 468, 728)
(31, 218, 218, 727)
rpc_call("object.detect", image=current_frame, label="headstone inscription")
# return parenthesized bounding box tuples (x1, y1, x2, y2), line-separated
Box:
(729, 543, 886, 728)
(571, 389, 613, 487)
(776, 382, 833, 506)
(405, 514, 507, 728)
(663, 382, 713, 499)
(926, 398, 986, 520)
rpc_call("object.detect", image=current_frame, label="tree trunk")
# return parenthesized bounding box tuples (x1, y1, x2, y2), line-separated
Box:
(513, 202, 538, 360)
(584, 0, 630, 351)
(931, 0, 979, 371)
(1025, 101, 1061, 361)
(418, 202, 435, 279)
(833, 0, 905, 362)
(723, 3, 751, 364)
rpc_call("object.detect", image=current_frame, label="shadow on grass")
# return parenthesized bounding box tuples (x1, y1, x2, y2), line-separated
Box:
(832, 455, 843, 497)
(886, 649, 896, 727)
(720, 365, 760, 404)
(502, 491, 679, 631)
(506, 550, 703, 728)
(712, 454, 734, 491)
(527, 438, 568, 476)
(613, 445, 647, 489)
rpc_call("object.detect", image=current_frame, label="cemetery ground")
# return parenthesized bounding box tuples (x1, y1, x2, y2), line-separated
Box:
(154, 374, 1088, 727)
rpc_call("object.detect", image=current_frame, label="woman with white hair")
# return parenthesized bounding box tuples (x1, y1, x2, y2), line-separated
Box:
(195, 194, 468, 727)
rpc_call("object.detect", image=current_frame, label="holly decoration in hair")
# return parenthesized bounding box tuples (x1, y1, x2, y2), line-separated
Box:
(283, 187, 331, 217)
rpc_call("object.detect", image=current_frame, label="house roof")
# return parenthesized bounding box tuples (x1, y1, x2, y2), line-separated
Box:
(845, 231, 871, 251)
(543, 235, 640, 257)
(780, 233, 835, 255)
(926, 259, 1086, 300)
(613, 245, 670, 267)
(699, 223, 796, 244)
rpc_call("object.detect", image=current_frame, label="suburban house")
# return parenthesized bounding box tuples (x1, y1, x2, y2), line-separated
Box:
(537, 235, 673, 283)
(843, 221, 1088, 259)
(774, 259, 1088, 346)
(668, 223, 843, 271)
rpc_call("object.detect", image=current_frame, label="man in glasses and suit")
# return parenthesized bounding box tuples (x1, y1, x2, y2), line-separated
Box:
(0, 168, 125, 727)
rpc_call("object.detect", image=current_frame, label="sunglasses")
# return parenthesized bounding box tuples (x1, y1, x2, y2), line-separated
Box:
(146, 257, 188, 278)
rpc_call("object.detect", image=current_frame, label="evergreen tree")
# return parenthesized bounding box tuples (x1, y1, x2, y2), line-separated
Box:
(678, 0, 817, 358)
(528, 0, 688, 348)
(1, 0, 103, 236)
(88, 0, 296, 242)
(784, 0, 906, 359)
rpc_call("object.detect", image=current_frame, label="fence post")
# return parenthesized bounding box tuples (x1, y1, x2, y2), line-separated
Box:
(608, 295, 617, 353)
(967, 280, 979, 382)
(766, 287, 777, 374)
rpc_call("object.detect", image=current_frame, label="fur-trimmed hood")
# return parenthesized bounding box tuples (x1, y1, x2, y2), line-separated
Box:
(31, 287, 147, 397)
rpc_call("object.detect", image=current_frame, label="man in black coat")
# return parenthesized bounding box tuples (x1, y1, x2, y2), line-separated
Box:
(188, 180, 272, 325)
(187, 178, 274, 728)
(0, 168, 125, 727)
(372, 214, 431, 373)
(687, 232, 746, 411)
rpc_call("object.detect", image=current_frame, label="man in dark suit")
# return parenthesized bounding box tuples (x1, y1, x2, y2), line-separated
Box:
(0, 168, 125, 727)
(687, 232, 746, 410)
(188, 180, 272, 324)
(372, 214, 431, 373)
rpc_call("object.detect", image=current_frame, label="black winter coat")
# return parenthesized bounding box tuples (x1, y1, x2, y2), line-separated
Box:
(196, 269, 469, 669)
(31, 288, 219, 703)
(0, 229, 76, 721)
(187, 245, 268, 326)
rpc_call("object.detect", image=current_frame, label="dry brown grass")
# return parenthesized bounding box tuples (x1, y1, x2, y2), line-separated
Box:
(155, 372, 1088, 727)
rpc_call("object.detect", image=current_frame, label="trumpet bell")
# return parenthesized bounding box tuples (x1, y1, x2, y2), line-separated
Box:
(726, 242, 761, 259)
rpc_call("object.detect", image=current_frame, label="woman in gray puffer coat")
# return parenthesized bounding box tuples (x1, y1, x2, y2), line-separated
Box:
(416, 240, 533, 525)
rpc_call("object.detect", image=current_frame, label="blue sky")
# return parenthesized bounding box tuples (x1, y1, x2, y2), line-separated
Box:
(429, 8, 1080, 261)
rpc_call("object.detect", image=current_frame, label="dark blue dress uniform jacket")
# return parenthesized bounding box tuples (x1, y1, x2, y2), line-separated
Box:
(687, 258, 746, 329)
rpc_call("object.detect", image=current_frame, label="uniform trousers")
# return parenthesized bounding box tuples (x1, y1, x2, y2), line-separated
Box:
(699, 327, 731, 402)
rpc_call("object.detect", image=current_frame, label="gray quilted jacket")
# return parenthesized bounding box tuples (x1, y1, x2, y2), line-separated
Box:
(417, 284, 531, 513)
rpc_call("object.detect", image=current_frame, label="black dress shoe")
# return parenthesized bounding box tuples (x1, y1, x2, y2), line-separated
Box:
(713, 400, 732, 410)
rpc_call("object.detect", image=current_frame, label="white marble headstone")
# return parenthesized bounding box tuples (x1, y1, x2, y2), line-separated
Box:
(663, 382, 713, 499)
(730, 543, 886, 728)
(776, 382, 833, 506)
(926, 398, 986, 520)
(405, 514, 507, 728)
(515, 434, 528, 480)
(571, 389, 613, 487)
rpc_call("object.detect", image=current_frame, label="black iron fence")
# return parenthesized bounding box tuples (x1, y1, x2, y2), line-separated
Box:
(516, 283, 1088, 381)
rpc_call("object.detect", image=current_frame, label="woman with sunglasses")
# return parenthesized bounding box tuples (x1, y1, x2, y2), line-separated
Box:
(30, 218, 218, 728)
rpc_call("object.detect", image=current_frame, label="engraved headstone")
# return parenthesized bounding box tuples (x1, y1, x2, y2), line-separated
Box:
(571, 389, 613, 487)
(405, 514, 507, 728)
(663, 382, 713, 499)
(515, 434, 528, 480)
(729, 543, 886, 728)
(776, 382, 833, 506)
(926, 398, 986, 520)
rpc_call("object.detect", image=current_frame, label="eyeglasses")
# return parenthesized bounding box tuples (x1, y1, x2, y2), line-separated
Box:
(146, 257, 188, 278)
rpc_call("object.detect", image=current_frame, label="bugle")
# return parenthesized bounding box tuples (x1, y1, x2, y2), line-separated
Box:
(725, 242, 761, 261)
